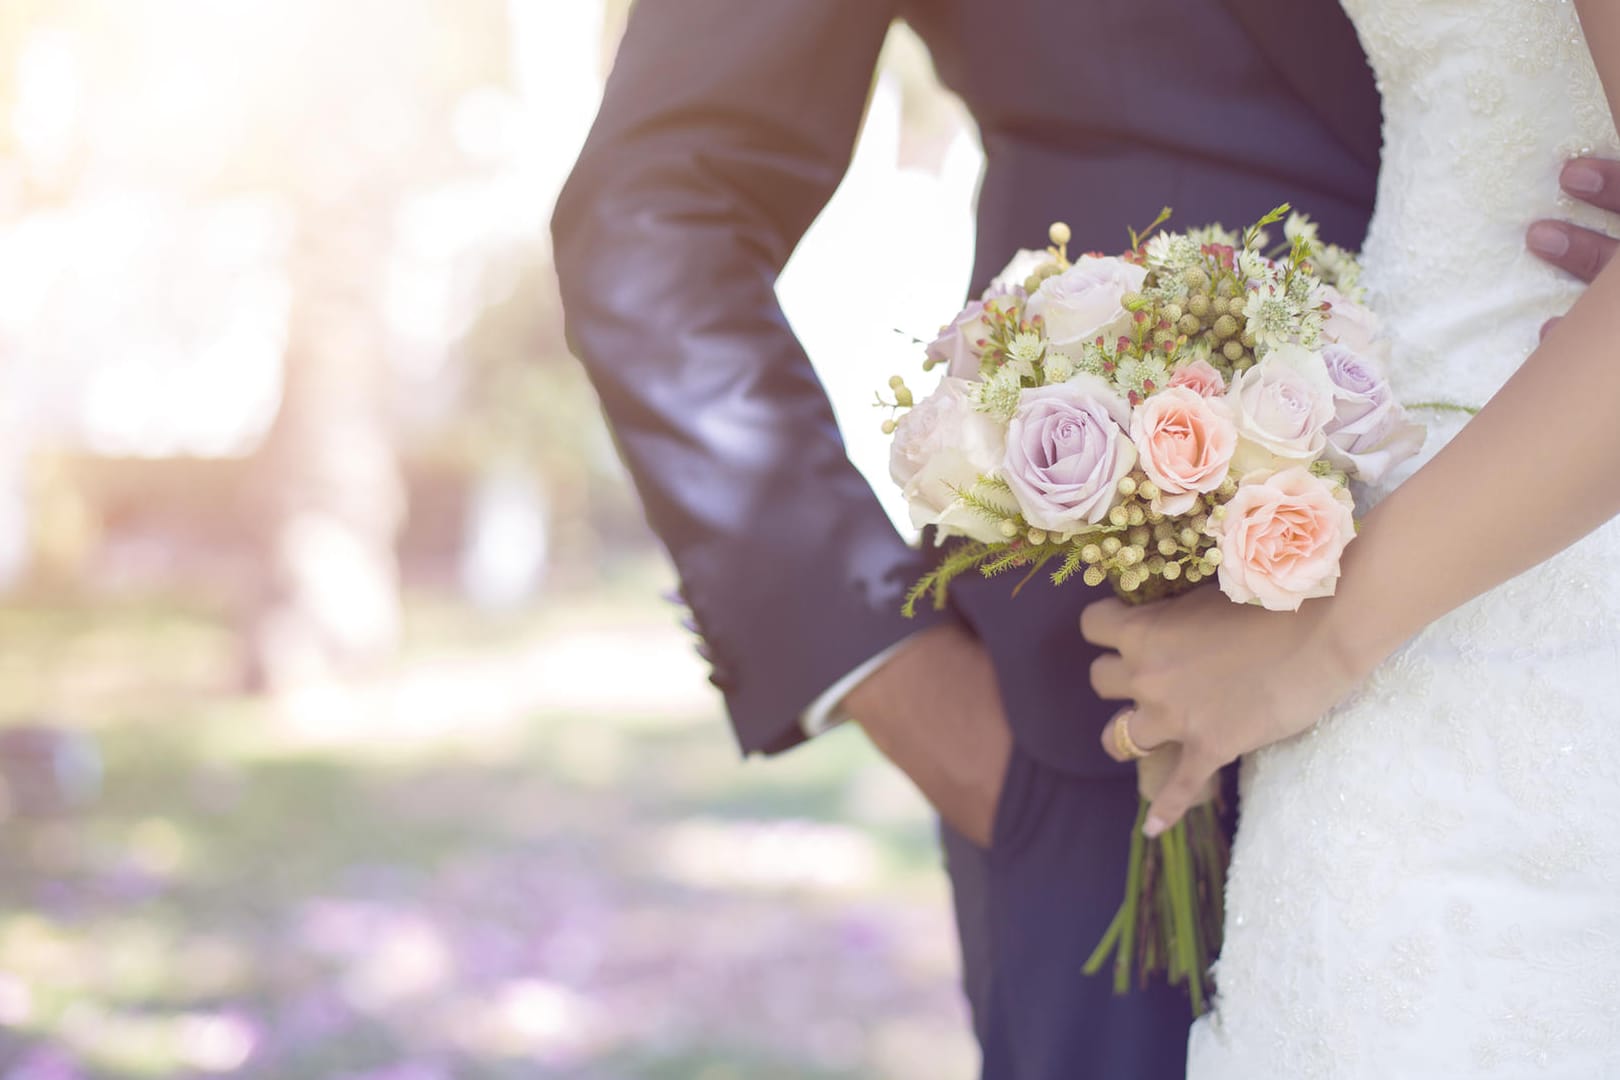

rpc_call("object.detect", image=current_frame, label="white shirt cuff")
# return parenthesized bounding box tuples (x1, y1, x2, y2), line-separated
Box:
(800, 635, 924, 737)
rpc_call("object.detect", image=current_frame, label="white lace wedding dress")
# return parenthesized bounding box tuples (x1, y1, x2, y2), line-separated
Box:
(1187, 2, 1620, 1077)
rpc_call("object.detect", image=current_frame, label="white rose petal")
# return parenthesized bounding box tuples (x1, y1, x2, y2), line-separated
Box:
(1024, 257, 1147, 350)
(888, 377, 1010, 543)
(985, 248, 1060, 299)
(1227, 344, 1338, 474)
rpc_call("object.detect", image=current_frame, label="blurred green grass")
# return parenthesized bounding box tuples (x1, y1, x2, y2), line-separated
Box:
(0, 578, 973, 1079)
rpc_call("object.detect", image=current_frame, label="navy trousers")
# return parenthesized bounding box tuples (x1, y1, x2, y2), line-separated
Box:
(942, 748, 1232, 1079)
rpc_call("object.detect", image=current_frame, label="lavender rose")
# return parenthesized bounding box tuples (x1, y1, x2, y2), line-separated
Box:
(890, 377, 1011, 544)
(1024, 256, 1148, 353)
(1227, 344, 1338, 474)
(925, 300, 994, 381)
(1320, 344, 1425, 483)
(1002, 375, 1137, 533)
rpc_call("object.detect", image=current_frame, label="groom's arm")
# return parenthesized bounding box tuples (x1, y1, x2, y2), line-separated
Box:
(551, 1, 1011, 842)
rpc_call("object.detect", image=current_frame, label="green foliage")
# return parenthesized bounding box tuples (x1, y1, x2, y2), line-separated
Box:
(1128, 206, 1174, 252)
(901, 540, 998, 617)
(1243, 203, 1292, 251)
(1052, 544, 1088, 586)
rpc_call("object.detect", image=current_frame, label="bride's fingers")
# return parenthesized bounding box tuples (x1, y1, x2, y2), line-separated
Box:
(1562, 156, 1620, 214)
(1089, 653, 1131, 700)
(1079, 597, 1131, 649)
(1143, 753, 1218, 838)
(1527, 219, 1617, 283)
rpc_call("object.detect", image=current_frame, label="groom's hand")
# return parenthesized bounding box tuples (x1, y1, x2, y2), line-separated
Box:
(1529, 158, 1620, 335)
(843, 624, 1012, 849)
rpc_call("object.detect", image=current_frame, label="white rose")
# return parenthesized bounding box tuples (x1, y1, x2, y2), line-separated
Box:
(1024, 256, 1148, 350)
(1227, 344, 1338, 474)
(889, 377, 1011, 544)
(1317, 285, 1381, 354)
(985, 248, 1060, 299)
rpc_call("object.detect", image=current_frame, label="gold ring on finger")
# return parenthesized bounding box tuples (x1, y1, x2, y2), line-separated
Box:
(1112, 708, 1150, 761)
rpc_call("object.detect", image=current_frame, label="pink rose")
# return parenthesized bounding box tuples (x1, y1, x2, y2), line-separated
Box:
(1318, 285, 1381, 354)
(1320, 344, 1426, 483)
(925, 300, 994, 381)
(890, 377, 1011, 544)
(1227, 344, 1338, 474)
(1129, 387, 1238, 516)
(1024, 256, 1147, 351)
(1208, 467, 1356, 612)
(1002, 375, 1137, 533)
(1168, 359, 1227, 398)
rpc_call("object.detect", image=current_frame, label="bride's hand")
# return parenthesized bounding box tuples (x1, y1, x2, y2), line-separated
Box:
(1528, 158, 1620, 312)
(1081, 586, 1372, 837)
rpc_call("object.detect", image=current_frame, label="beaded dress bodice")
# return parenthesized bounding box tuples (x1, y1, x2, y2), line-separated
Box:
(1352, 0, 1620, 409)
(1187, 3, 1620, 1076)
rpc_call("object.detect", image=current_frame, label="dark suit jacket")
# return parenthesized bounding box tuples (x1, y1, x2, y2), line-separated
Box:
(553, 0, 1380, 778)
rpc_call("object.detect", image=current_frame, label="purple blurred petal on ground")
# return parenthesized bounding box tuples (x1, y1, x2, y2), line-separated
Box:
(3, 1047, 84, 1080)
(337, 1063, 451, 1080)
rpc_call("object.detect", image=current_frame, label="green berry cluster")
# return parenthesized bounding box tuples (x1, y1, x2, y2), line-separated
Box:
(1075, 471, 1236, 602)
(1125, 262, 1260, 384)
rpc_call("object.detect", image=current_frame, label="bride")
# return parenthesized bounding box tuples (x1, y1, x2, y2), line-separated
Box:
(1083, 1, 1620, 1075)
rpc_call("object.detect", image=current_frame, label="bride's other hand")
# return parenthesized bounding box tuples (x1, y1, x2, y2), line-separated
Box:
(1080, 587, 1372, 837)
(1528, 158, 1620, 330)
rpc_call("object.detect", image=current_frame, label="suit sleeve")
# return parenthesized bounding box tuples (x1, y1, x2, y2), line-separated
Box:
(551, 0, 955, 756)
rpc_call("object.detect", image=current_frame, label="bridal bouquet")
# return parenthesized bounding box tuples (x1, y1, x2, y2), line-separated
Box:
(880, 206, 1424, 1013)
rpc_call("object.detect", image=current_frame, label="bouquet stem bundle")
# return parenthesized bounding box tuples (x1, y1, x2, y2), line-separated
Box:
(1083, 792, 1227, 1016)
(1081, 584, 1228, 1016)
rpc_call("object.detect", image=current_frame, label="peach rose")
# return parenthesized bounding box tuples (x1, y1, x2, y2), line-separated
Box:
(1207, 467, 1356, 612)
(1129, 387, 1238, 516)
(1168, 359, 1227, 398)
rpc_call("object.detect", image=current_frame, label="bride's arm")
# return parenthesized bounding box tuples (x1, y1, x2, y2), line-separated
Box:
(1080, 1, 1620, 836)
(1350, 0, 1620, 653)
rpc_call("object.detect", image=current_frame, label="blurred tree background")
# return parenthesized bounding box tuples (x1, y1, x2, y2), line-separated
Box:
(0, 3, 982, 1078)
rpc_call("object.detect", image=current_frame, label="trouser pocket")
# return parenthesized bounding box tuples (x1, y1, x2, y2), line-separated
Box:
(986, 741, 1042, 864)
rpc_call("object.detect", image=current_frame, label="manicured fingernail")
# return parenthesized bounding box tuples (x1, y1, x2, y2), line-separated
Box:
(1143, 815, 1167, 839)
(1563, 162, 1605, 196)
(1527, 222, 1570, 257)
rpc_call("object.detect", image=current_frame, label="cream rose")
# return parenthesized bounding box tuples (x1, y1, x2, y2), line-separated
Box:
(1317, 285, 1381, 354)
(1129, 387, 1238, 516)
(1208, 467, 1356, 611)
(1227, 344, 1338, 474)
(889, 377, 1010, 544)
(1024, 256, 1148, 351)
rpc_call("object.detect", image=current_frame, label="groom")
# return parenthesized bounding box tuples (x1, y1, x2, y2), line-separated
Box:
(551, 1, 1620, 1075)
